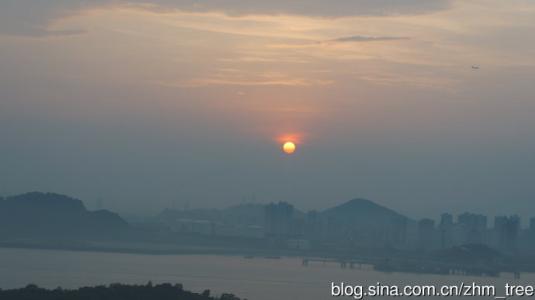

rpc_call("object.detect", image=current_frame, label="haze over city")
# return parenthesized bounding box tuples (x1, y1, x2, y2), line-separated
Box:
(1, 0, 535, 219)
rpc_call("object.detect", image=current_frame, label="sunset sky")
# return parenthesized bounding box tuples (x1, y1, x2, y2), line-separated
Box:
(1, 0, 535, 218)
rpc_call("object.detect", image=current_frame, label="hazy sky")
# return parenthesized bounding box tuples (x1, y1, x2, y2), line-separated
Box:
(1, 0, 535, 218)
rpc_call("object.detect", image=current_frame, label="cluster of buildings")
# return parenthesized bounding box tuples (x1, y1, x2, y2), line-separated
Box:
(166, 218, 264, 239)
(157, 201, 535, 254)
(419, 213, 534, 253)
(264, 202, 535, 254)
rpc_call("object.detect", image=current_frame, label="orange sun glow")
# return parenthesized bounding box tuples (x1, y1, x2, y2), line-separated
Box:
(282, 141, 296, 154)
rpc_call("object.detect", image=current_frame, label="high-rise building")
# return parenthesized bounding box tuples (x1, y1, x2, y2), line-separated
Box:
(264, 202, 294, 238)
(458, 212, 487, 244)
(494, 215, 520, 252)
(418, 218, 436, 250)
(439, 213, 454, 248)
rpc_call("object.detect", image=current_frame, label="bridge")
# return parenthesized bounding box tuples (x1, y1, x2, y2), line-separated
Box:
(301, 256, 520, 278)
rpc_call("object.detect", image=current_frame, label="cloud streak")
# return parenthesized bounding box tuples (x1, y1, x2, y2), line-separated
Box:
(157, 77, 333, 88)
(145, 0, 451, 17)
(327, 35, 410, 43)
(0, 0, 451, 37)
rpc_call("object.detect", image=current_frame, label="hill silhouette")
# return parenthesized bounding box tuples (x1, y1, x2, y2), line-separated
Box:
(319, 198, 412, 247)
(0, 192, 128, 239)
(322, 198, 409, 223)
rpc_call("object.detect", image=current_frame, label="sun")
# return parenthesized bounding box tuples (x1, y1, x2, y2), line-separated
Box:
(282, 141, 296, 154)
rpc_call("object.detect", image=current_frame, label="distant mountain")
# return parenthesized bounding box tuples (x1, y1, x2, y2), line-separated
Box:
(0, 192, 128, 240)
(319, 198, 412, 246)
(322, 198, 409, 223)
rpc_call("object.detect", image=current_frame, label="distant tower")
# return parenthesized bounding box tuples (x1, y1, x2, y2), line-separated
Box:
(458, 212, 487, 244)
(440, 213, 453, 227)
(265, 202, 294, 238)
(530, 218, 535, 242)
(494, 215, 520, 252)
(418, 218, 436, 251)
(439, 213, 454, 248)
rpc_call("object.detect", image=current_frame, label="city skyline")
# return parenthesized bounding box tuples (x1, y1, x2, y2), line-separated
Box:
(3, 2, 535, 299)
(1, 0, 535, 217)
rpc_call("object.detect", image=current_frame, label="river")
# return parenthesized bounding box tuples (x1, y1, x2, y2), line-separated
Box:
(0, 247, 531, 300)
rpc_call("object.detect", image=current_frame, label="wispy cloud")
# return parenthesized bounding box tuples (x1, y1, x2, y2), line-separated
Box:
(267, 35, 410, 50)
(158, 78, 333, 88)
(155, 70, 333, 87)
(0, 0, 451, 37)
(327, 35, 410, 43)
(127, 0, 452, 18)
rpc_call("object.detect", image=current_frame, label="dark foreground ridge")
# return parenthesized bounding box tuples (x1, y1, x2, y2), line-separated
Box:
(0, 283, 244, 300)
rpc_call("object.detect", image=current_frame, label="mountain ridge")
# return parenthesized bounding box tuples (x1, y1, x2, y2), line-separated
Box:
(0, 192, 128, 239)
(321, 198, 410, 221)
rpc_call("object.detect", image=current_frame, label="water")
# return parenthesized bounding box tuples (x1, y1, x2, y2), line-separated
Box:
(0, 247, 531, 300)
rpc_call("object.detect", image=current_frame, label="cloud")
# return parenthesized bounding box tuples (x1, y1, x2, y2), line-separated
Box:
(0, 0, 108, 37)
(268, 35, 410, 49)
(327, 35, 410, 43)
(158, 77, 333, 88)
(0, 0, 451, 36)
(146, 0, 451, 18)
(155, 70, 333, 87)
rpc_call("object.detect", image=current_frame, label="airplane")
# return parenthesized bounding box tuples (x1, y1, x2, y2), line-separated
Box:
(471, 65, 480, 70)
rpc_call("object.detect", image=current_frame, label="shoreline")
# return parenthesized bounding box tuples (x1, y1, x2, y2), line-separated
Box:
(1, 243, 532, 279)
(0, 241, 297, 257)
